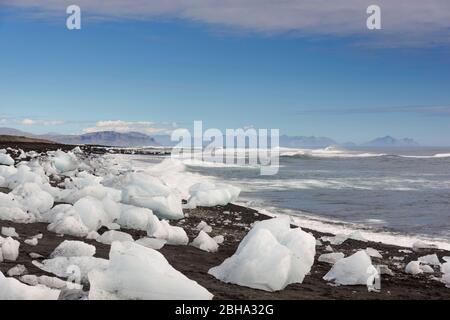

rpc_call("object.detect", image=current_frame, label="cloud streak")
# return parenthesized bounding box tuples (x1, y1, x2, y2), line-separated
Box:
(82, 120, 177, 134)
(3, 0, 450, 47)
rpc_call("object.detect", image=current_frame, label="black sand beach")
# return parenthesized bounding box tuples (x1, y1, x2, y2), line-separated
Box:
(1, 140, 450, 300)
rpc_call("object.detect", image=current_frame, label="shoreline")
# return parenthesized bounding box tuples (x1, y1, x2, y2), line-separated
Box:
(1, 141, 450, 299)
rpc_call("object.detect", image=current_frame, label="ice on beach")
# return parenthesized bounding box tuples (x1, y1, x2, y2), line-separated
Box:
(52, 150, 79, 173)
(1, 227, 19, 238)
(405, 261, 423, 275)
(378, 265, 394, 276)
(213, 235, 225, 245)
(185, 182, 240, 208)
(441, 262, 450, 287)
(365, 247, 383, 259)
(196, 220, 212, 233)
(323, 250, 377, 285)
(88, 241, 213, 300)
(37, 256, 109, 283)
(86, 231, 100, 240)
(51, 240, 96, 258)
(191, 231, 219, 253)
(418, 254, 441, 266)
(47, 211, 89, 237)
(441, 261, 450, 275)
(24, 238, 38, 246)
(412, 241, 438, 251)
(3, 164, 47, 189)
(325, 245, 333, 252)
(0, 192, 33, 223)
(120, 172, 184, 220)
(209, 216, 316, 292)
(7, 264, 27, 277)
(20, 275, 82, 290)
(1, 237, 20, 261)
(117, 205, 155, 231)
(0, 271, 60, 300)
(12, 182, 54, 216)
(73, 196, 120, 232)
(420, 265, 435, 273)
(0, 153, 14, 166)
(147, 216, 189, 245)
(96, 230, 134, 245)
(318, 252, 345, 264)
(135, 237, 166, 250)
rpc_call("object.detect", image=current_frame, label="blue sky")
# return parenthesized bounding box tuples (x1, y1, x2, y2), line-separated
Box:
(1, 1, 450, 145)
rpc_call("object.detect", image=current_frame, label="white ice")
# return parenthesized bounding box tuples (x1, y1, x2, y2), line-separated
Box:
(50, 240, 96, 258)
(88, 241, 213, 300)
(323, 250, 377, 285)
(191, 231, 219, 253)
(209, 216, 316, 291)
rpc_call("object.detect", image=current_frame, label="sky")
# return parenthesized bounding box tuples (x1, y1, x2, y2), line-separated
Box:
(1, 1, 450, 145)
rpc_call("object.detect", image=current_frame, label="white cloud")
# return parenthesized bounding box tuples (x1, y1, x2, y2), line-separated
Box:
(4, 0, 450, 47)
(21, 118, 64, 126)
(83, 120, 177, 135)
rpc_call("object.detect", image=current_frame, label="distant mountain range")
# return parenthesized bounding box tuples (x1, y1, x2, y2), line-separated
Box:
(0, 127, 419, 148)
(361, 136, 419, 147)
(0, 128, 158, 147)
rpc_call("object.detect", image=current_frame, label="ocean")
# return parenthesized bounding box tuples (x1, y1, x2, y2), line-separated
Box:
(177, 147, 450, 244)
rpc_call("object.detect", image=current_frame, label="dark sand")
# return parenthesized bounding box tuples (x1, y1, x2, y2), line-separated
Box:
(1, 141, 450, 300)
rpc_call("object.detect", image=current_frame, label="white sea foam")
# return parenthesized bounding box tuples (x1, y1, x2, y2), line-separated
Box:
(245, 204, 450, 251)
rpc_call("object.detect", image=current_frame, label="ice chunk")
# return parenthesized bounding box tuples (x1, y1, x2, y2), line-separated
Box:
(96, 230, 133, 245)
(29, 252, 44, 259)
(52, 150, 79, 173)
(196, 220, 212, 233)
(318, 252, 345, 264)
(0, 153, 14, 166)
(320, 234, 348, 245)
(209, 217, 316, 291)
(12, 182, 54, 216)
(86, 231, 100, 240)
(0, 192, 33, 223)
(405, 261, 423, 275)
(73, 196, 120, 232)
(213, 235, 225, 245)
(38, 256, 109, 283)
(365, 247, 383, 259)
(1, 237, 20, 261)
(378, 265, 394, 276)
(147, 217, 189, 245)
(1, 227, 19, 238)
(120, 172, 184, 220)
(135, 237, 166, 250)
(191, 231, 219, 253)
(418, 254, 441, 266)
(48, 213, 89, 237)
(7, 264, 27, 277)
(4, 164, 47, 189)
(0, 271, 60, 300)
(88, 241, 213, 300)
(24, 238, 38, 246)
(186, 182, 240, 208)
(50, 240, 96, 258)
(117, 205, 154, 231)
(323, 250, 377, 285)
(420, 265, 435, 273)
